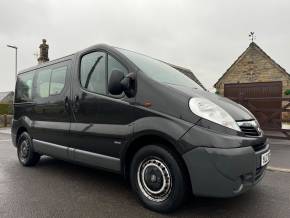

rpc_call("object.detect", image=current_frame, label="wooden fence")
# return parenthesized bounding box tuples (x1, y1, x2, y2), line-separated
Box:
(230, 96, 290, 140)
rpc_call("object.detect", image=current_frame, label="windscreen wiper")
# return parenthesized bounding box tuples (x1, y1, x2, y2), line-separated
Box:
(84, 56, 103, 89)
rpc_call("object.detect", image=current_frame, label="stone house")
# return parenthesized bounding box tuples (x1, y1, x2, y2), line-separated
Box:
(215, 42, 290, 96)
(214, 42, 290, 128)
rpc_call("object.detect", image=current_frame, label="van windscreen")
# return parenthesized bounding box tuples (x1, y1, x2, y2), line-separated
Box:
(117, 48, 202, 90)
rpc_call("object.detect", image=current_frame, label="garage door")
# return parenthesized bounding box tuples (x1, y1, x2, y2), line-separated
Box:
(224, 82, 282, 129)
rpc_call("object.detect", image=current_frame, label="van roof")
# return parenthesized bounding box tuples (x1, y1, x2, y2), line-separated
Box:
(17, 44, 206, 90)
(18, 53, 76, 75)
(18, 44, 112, 75)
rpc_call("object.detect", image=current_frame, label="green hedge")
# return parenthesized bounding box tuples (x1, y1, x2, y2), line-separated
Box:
(0, 104, 12, 115)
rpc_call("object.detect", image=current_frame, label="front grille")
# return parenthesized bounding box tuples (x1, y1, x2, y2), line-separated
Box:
(237, 120, 261, 137)
(252, 143, 266, 152)
(240, 126, 260, 136)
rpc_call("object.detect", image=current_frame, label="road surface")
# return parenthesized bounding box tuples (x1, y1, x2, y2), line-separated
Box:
(0, 131, 289, 218)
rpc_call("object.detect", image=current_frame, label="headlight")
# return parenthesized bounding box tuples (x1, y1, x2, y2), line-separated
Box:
(189, 97, 240, 131)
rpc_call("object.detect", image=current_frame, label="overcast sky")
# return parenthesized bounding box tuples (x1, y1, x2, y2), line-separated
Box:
(0, 0, 290, 92)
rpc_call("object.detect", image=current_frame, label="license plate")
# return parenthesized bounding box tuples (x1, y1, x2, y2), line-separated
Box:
(261, 150, 271, 166)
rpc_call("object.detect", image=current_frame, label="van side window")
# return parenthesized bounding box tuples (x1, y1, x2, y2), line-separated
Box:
(108, 55, 128, 80)
(36, 68, 51, 98)
(15, 71, 34, 102)
(80, 52, 106, 95)
(50, 66, 67, 95)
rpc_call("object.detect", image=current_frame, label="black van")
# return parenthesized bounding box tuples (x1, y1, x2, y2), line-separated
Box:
(12, 44, 270, 212)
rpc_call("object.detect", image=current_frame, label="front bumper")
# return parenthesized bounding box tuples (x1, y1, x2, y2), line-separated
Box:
(181, 125, 269, 198)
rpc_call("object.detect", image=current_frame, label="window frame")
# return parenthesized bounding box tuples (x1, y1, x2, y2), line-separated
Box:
(78, 49, 129, 99)
(33, 60, 70, 100)
(49, 65, 68, 96)
(79, 50, 108, 96)
(35, 67, 52, 99)
(15, 70, 35, 103)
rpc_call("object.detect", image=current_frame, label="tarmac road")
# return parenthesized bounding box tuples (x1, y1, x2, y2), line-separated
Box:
(0, 132, 290, 218)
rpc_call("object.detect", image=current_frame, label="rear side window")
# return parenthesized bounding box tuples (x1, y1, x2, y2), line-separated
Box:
(35, 64, 68, 98)
(80, 52, 106, 95)
(50, 66, 67, 95)
(15, 71, 34, 102)
(36, 69, 51, 98)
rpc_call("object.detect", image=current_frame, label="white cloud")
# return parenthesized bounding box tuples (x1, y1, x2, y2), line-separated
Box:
(0, 0, 290, 91)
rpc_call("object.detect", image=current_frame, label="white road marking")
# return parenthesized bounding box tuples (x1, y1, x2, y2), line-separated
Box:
(0, 139, 11, 142)
(267, 166, 290, 173)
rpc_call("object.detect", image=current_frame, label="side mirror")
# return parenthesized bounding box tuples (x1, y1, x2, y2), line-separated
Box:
(108, 70, 136, 97)
(108, 70, 125, 95)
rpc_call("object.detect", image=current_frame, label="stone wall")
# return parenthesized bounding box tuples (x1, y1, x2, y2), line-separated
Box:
(0, 115, 12, 127)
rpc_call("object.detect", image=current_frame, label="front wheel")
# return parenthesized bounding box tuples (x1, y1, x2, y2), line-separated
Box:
(17, 132, 40, 166)
(130, 145, 188, 213)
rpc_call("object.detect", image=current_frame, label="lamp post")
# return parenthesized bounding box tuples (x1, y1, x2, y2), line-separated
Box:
(7, 44, 18, 83)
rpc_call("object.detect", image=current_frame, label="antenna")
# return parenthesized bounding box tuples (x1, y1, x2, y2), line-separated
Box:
(33, 51, 39, 59)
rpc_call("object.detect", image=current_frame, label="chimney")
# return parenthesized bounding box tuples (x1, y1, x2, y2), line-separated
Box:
(37, 39, 49, 64)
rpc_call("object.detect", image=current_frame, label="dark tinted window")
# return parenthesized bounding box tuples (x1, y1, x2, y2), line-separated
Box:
(80, 52, 106, 95)
(36, 68, 51, 98)
(50, 66, 67, 95)
(15, 71, 34, 102)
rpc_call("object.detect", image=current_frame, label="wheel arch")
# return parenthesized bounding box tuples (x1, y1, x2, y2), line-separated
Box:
(16, 126, 28, 146)
(121, 131, 192, 192)
(12, 116, 33, 147)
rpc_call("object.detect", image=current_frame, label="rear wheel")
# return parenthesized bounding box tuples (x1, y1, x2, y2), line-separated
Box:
(130, 145, 187, 213)
(17, 132, 40, 166)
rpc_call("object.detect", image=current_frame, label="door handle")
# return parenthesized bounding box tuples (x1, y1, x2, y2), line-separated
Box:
(64, 97, 70, 112)
(73, 95, 80, 113)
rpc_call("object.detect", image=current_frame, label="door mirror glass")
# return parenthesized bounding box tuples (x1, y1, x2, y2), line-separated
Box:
(108, 54, 129, 97)
(108, 70, 125, 95)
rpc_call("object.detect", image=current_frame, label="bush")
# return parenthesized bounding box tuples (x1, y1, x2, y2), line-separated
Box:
(285, 89, 290, 96)
(0, 104, 12, 115)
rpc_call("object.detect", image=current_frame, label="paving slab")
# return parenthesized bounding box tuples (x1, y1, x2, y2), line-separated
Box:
(0, 127, 11, 135)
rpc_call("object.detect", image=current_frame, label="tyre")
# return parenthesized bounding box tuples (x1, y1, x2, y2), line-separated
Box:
(130, 145, 188, 213)
(17, 132, 40, 166)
